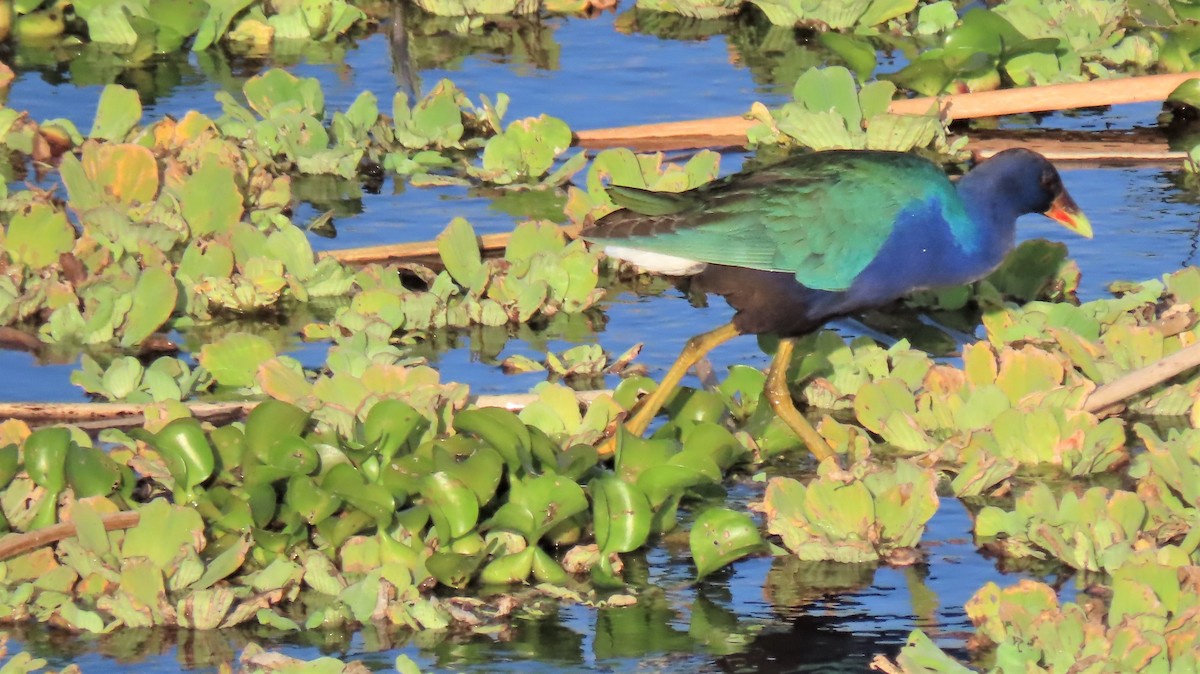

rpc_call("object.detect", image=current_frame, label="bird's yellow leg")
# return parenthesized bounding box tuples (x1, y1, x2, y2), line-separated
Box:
(765, 338, 836, 462)
(598, 322, 742, 456)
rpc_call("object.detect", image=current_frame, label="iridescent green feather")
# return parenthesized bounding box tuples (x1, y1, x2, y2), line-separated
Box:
(586, 152, 961, 292)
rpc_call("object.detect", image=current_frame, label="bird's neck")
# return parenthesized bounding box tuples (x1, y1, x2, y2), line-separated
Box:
(955, 169, 1019, 264)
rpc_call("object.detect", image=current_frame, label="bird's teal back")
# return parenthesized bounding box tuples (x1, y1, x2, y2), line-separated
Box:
(582, 151, 976, 292)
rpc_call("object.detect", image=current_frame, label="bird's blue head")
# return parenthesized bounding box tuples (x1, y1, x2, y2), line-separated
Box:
(961, 148, 1093, 239)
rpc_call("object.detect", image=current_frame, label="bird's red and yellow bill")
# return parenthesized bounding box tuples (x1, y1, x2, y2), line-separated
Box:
(1044, 192, 1093, 239)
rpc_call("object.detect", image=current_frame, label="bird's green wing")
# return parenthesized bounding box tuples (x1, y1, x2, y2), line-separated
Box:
(586, 152, 957, 291)
(607, 185, 690, 216)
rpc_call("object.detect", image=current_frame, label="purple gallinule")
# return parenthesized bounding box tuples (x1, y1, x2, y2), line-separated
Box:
(582, 148, 1092, 460)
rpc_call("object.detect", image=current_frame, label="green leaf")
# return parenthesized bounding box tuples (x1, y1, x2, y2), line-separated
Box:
(453, 406, 532, 472)
(90, 84, 142, 141)
(423, 472, 479, 543)
(197, 333, 276, 388)
(180, 156, 244, 236)
(123, 500, 204, 570)
(6, 204, 74, 268)
(793, 66, 862, 130)
(436, 217, 486, 289)
(690, 507, 765, 580)
(23, 426, 71, 494)
(590, 475, 652, 555)
(190, 535, 251, 591)
(120, 266, 178, 347)
(64, 445, 123, 498)
(916, 1, 958, 34)
(192, 0, 256, 50)
(243, 68, 325, 118)
(71, 500, 110, 556)
(479, 547, 536, 585)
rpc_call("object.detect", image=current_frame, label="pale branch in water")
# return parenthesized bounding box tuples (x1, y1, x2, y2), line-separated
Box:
(1084, 341, 1200, 414)
(0, 390, 612, 429)
(574, 72, 1200, 153)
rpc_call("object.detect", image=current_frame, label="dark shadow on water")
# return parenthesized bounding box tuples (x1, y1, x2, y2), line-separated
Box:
(716, 612, 906, 674)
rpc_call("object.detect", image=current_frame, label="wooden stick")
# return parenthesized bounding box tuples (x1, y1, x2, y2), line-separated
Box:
(1, 390, 613, 429)
(0, 511, 140, 562)
(322, 225, 582, 265)
(0, 401, 256, 425)
(324, 231, 516, 265)
(969, 136, 1182, 164)
(1084, 342, 1200, 413)
(575, 73, 1200, 152)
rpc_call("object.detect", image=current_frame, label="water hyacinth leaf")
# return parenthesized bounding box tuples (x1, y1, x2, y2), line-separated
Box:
(591, 475, 652, 555)
(119, 266, 177, 347)
(190, 535, 251, 591)
(6, 203, 74, 269)
(690, 507, 766, 580)
(479, 546, 536, 585)
(531, 546, 570, 584)
(23, 426, 71, 494)
(557, 443, 599, 481)
(151, 417, 216, 494)
(665, 388, 727, 425)
(682, 423, 745, 471)
(884, 58, 956, 97)
(0, 444, 19, 489)
(284, 475, 342, 524)
(363, 399, 427, 461)
(436, 445, 504, 506)
(198, 333, 277, 388)
(615, 430, 678, 484)
(265, 434, 318, 475)
(244, 398, 311, 462)
(452, 406, 532, 471)
(64, 445, 123, 498)
(637, 461, 714, 510)
(90, 84, 142, 141)
(525, 473, 589, 539)
(322, 464, 395, 525)
(423, 472, 480, 543)
(426, 549, 485, 589)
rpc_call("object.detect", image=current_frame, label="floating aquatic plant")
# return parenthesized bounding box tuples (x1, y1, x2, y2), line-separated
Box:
(879, 560, 1200, 673)
(746, 66, 967, 157)
(760, 458, 937, 564)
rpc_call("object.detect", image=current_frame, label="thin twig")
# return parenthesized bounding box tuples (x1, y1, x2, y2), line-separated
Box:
(1, 390, 614, 430)
(0, 511, 141, 562)
(1084, 342, 1200, 413)
(0, 401, 256, 426)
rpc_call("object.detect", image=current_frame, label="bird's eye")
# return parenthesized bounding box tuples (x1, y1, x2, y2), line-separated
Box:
(1040, 170, 1061, 192)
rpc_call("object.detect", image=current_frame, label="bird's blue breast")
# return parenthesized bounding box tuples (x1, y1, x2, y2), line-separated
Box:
(802, 195, 1003, 320)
